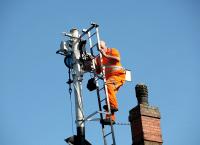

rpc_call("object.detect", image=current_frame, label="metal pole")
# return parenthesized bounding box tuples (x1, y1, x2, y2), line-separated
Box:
(70, 28, 85, 144)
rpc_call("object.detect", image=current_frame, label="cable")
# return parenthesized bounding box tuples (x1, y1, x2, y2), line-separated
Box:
(115, 122, 130, 126)
(67, 68, 74, 134)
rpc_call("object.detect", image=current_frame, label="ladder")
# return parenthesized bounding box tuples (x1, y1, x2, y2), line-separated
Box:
(81, 23, 117, 145)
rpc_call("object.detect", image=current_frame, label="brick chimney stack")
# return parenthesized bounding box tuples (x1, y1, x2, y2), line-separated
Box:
(129, 84, 163, 145)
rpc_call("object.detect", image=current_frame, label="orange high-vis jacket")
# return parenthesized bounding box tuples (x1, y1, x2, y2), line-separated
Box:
(96, 48, 125, 78)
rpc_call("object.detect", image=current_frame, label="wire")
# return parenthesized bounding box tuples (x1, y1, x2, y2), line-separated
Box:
(115, 122, 130, 126)
(67, 68, 74, 134)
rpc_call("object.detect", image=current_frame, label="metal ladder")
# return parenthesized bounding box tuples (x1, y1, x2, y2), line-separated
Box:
(81, 23, 116, 145)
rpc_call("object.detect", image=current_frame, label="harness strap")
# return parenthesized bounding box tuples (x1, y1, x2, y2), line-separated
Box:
(103, 65, 124, 69)
(102, 65, 125, 75)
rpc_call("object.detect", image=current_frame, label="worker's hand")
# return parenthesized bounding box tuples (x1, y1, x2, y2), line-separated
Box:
(99, 49, 106, 56)
(99, 41, 107, 56)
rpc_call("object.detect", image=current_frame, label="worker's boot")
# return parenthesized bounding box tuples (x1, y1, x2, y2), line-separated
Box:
(100, 113, 116, 125)
(100, 119, 115, 125)
(103, 105, 118, 113)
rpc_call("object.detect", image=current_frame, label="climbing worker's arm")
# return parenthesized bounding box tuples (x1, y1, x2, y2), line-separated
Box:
(100, 49, 120, 61)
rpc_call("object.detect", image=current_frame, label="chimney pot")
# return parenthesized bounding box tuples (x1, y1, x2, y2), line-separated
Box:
(135, 83, 148, 105)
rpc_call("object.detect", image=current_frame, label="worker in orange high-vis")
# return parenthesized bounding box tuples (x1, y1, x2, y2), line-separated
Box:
(95, 41, 126, 125)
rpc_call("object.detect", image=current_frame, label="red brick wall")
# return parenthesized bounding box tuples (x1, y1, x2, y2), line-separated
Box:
(141, 116, 162, 143)
(129, 104, 163, 145)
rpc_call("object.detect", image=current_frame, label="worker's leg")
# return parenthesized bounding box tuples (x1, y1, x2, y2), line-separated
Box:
(106, 74, 126, 109)
(106, 112, 115, 120)
(113, 73, 126, 91)
(106, 81, 118, 109)
(103, 73, 126, 124)
(101, 113, 116, 125)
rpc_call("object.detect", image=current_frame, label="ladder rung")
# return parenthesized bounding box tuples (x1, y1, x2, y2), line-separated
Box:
(88, 32, 96, 38)
(98, 75, 104, 80)
(104, 132, 112, 138)
(99, 86, 105, 91)
(100, 98, 106, 102)
(90, 43, 97, 50)
(80, 24, 96, 38)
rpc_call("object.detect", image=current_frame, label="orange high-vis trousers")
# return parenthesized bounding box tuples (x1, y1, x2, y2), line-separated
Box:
(105, 73, 126, 120)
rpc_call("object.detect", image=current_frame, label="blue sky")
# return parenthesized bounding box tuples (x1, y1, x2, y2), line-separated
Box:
(1, 0, 200, 145)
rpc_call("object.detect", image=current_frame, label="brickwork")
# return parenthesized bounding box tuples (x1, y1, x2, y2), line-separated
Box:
(144, 141, 162, 145)
(142, 116, 162, 143)
(129, 104, 163, 145)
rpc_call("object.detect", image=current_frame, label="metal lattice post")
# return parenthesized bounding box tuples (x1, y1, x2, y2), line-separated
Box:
(70, 28, 85, 144)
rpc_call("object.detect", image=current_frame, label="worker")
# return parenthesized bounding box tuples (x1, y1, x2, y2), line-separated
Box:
(95, 41, 126, 125)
